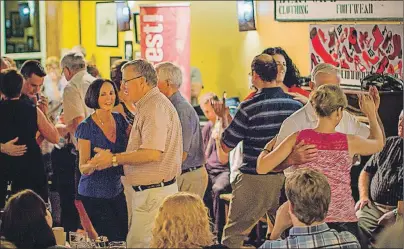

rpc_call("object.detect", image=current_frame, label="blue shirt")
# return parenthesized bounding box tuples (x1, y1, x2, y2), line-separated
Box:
(260, 223, 360, 249)
(169, 91, 205, 170)
(222, 87, 302, 174)
(75, 112, 129, 199)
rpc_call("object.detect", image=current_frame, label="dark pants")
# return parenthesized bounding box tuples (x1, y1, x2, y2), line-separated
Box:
(80, 191, 128, 241)
(51, 146, 80, 233)
(11, 168, 49, 202)
(204, 171, 231, 243)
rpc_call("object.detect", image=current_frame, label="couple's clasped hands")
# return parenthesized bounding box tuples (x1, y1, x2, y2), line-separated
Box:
(81, 148, 114, 175)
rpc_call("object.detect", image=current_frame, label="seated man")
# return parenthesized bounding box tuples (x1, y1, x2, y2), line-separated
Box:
(356, 110, 403, 247)
(260, 168, 360, 248)
(200, 93, 231, 243)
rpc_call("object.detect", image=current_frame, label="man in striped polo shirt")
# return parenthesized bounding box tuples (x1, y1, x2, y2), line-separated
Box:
(217, 53, 302, 248)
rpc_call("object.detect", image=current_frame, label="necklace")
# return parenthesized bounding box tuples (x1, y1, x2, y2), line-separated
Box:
(95, 112, 111, 126)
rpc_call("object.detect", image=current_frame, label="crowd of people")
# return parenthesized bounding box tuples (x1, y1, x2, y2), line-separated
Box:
(0, 45, 402, 249)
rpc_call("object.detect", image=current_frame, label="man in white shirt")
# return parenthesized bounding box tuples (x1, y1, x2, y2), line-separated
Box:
(274, 63, 385, 173)
(59, 51, 96, 233)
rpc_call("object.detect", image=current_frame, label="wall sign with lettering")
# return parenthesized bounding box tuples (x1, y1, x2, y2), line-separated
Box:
(275, 0, 403, 21)
(139, 3, 191, 100)
(309, 24, 403, 87)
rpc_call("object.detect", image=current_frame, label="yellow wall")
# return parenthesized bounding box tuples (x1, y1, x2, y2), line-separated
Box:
(59, 1, 401, 99)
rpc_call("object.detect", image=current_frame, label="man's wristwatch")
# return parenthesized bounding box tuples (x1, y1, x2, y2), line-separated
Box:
(112, 154, 118, 167)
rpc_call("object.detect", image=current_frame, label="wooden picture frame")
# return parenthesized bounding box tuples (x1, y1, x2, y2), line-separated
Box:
(110, 56, 123, 69)
(237, 1, 256, 32)
(96, 2, 118, 47)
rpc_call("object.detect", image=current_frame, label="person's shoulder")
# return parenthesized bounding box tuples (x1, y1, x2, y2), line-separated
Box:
(259, 239, 287, 249)
(337, 231, 361, 247)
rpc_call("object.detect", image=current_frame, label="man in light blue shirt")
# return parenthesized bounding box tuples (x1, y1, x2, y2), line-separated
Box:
(156, 62, 208, 198)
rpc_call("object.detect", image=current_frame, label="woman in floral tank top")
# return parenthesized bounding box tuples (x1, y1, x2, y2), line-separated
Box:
(257, 85, 384, 224)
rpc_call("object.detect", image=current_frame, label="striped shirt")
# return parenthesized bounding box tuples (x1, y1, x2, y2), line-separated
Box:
(364, 136, 403, 206)
(260, 223, 360, 249)
(221, 87, 302, 174)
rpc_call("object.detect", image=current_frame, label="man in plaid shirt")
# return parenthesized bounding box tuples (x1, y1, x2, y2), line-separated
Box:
(260, 168, 360, 249)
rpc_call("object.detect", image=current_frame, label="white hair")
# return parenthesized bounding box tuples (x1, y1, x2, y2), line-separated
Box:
(122, 59, 158, 87)
(155, 62, 183, 88)
(311, 63, 340, 83)
(60, 52, 86, 72)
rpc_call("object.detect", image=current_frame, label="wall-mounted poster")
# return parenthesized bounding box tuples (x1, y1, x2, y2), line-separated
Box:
(276, 1, 403, 21)
(309, 24, 403, 88)
(96, 2, 118, 47)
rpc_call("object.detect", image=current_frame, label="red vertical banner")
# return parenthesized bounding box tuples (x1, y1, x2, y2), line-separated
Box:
(140, 3, 191, 101)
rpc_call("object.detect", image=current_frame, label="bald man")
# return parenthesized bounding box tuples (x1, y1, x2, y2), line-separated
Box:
(216, 53, 303, 248)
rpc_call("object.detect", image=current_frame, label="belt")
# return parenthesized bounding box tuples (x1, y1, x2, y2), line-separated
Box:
(181, 166, 202, 175)
(132, 178, 176, 192)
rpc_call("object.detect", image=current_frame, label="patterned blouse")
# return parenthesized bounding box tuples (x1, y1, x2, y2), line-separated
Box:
(290, 129, 357, 223)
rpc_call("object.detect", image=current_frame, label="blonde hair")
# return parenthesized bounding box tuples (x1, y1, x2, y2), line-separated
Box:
(309, 84, 347, 117)
(45, 56, 60, 68)
(150, 192, 214, 248)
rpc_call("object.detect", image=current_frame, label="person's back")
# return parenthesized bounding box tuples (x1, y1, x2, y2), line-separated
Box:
(0, 99, 40, 167)
(293, 129, 355, 222)
(233, 88, 302, 173)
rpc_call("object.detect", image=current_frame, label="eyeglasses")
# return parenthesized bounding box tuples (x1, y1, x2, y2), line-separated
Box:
(122, 75, 143, 85)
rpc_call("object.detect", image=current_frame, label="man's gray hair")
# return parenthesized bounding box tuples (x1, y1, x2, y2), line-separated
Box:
(60, 52, 86, 72)
(311, 63, 340, 82)
(155, 62, 183, 88)
(122, 59, 158, 87)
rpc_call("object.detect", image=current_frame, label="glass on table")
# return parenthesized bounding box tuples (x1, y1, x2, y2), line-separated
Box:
(109, 241, 127, 248)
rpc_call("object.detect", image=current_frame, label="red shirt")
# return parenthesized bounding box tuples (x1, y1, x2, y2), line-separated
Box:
(289, 86, 310, 97)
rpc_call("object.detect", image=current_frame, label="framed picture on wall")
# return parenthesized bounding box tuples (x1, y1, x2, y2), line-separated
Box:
(10, 12, 25, 37)
(133, 13, 140, 44)
(110, 56, 123, 69)
(124, 41, 133, 60)
(96, 2, 118, 47)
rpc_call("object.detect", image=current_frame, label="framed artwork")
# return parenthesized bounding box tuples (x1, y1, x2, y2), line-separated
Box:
(110, 56, 122, 69)
(116, 1, 131, 32)
(124, 41, 133, 60)
(133, 13, 140, 44)
(27, 36, 34, 51)
(96, 2, 118, 47)
(10, 12, 25, 37)
(237, 1, 256, 32)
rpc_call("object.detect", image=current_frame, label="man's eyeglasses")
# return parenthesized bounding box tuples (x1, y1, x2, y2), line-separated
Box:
(122, 75, 143, 85)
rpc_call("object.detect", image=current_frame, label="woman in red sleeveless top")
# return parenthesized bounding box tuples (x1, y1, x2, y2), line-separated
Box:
(257, 85, 384, 223)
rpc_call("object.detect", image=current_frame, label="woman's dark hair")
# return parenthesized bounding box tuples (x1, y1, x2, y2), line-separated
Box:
(262, 47, 301, 87)
(85, 79, 120, 109)
(111, 59, 129, 90)
(0, 190, 56, 249)
(20, 60, 47, 79)
(0, 69, 24, 98)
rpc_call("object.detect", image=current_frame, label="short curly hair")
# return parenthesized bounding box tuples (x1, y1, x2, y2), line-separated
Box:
(150, 192, 214, 248)
(262, 47, 301, 87)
